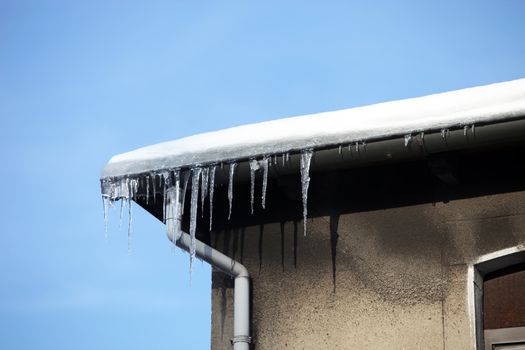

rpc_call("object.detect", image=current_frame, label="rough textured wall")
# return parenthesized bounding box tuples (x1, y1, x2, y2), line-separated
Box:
(210, 189, 525, 350)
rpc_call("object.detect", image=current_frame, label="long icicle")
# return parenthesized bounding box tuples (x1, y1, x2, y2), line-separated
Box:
(200, 167, 209, 217)
(166, 170, 181, 244)
(119, 197, 124, 229)
(161, 171, 170, 224)
(249, 159, 259, 214)
(145, 175, 150, 205)
(300, 150, 313, 236)
(181, 171, 190, 215)
(127, 178, 137, 252)
(189, 168, 201, 258)
(151, 173, 157, 203)
(174, 171, 181, 242)
(261, 156, 269, 209)
(228, 162, 237, 220)
(102, 196, 110, 236)
(118, 178, 130, 230)
(127, 197, 132, 251)
(209, 165, 216, 231)
(189, 167, 202, 278)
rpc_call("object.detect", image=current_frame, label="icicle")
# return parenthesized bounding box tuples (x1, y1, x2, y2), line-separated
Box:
(209, 165, 216, 231)
(200, 167, 209, 217)
(404, 134, 412, 147)
(145, 175, 150, 205)
(286, 152, 290, 162)
(166, 170, 181, 243)
(174, 171, 180, 238)
(100, 178, 124, 235)
(228, 163, 237, 220)
(416, 132, 425, 147)
(420, 132, 425, 142)
(102, 196, 110, 235)
(261, 156, 269, 209)
(126, 178, 138, 247)
(127, 197, 132, 252)
(282, 154, 286, 167)
(119, 197, 124, 229)
(161, 171, 170, 223)
(151, 173, 157, 203)
(355, 142, 359, 152)
(300, 150, 313, 236)
(189, 167, 201, 259)
(338, 145, 342, 154)
(471, 124, 475, 135)
(121, 177, 130, 199)
(187, 168, 201, 280)
(129, 178, 138, 202)
(100, 179, 111, 201)
(181, 171, 190, 215)
(249, 159, 260, 214)
(162, 178, 166, 221)
(161, 172, 170, 224)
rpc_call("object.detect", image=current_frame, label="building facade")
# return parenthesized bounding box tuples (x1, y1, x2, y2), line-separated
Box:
(209, 145, 525, 349)
(101, 78, 525, 349)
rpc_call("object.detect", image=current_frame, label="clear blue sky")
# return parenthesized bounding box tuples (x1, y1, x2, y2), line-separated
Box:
(1, 1, 524, 349)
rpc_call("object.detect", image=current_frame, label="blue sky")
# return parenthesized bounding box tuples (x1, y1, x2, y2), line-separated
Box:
(1, 1, 524, 349)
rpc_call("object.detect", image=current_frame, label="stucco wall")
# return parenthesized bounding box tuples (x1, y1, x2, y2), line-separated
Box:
(209, 187, 525, 350)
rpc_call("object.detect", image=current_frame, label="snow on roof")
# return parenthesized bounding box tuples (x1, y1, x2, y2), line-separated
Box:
(102, 78, 525, 179)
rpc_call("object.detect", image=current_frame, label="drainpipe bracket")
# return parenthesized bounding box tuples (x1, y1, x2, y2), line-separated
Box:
(230, 335, 252, 346)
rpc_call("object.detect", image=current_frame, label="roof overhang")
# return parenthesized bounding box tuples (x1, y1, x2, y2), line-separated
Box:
(101, 78, 525, 183)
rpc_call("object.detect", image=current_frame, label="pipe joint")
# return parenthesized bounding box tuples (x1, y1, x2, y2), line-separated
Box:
(167, 228, 251, 350)
(234, 266, 250, 279)
(230, 335, 251, 346)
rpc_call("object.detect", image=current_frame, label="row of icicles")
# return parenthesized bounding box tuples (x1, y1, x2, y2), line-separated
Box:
(403, 124, 476, 147)
(101, 125, 475, 260)
(101, 150, 314, 266)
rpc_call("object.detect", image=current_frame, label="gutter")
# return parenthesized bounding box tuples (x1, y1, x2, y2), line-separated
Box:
(101, 117, 525, 192)
(229, 117, 525, 185)
(165, 185, 251, 350)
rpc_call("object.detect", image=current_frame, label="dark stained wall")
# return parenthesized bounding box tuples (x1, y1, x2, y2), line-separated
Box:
(206, 145, 525, 349)
(132, 140, 525, 349)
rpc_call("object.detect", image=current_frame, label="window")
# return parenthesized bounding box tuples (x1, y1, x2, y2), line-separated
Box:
(474, 250, 525, 349)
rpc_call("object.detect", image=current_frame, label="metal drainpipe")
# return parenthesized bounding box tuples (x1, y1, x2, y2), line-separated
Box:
(165, 187, 251, 350)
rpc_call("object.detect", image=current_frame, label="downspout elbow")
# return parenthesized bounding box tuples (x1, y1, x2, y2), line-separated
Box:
(165, 225, 249, 279)
(232, 261, 250, 279)
(165, 222, 251, 350)
(165, 186, 250, 349)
